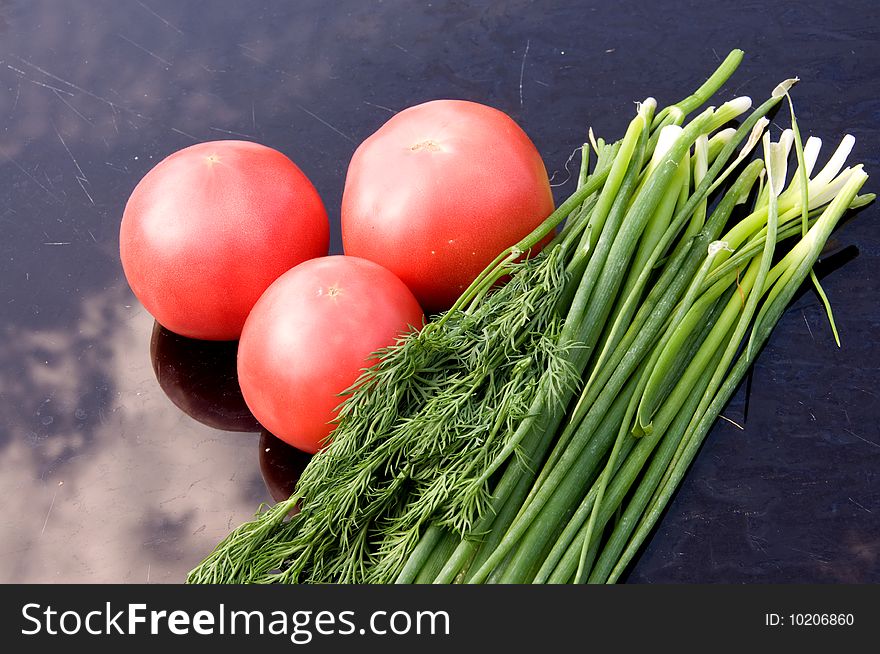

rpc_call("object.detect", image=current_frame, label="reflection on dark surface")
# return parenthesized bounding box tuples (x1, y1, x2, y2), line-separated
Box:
(259, 431, 312, 505)
(150, 322, 260, 433)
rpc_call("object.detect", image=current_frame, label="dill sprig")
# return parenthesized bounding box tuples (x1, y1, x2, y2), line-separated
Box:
(189, 240, 580, 583)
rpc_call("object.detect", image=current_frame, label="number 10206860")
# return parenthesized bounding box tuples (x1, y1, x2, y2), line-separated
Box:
(765, 613, 855, 627)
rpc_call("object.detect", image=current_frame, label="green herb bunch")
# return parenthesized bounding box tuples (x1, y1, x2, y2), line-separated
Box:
(188, 50, 872, 585)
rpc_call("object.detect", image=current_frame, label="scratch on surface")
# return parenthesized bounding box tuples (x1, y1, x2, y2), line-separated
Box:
(802, 310, 814, 342)
(6, 63, 26, 76)
(31, 79, 74, 96)
(731, 75, 758, 98)
(237, 44, 266, 65)
(146, 564, 151, 583)
(251, 101, 256, 131)
(170, 126, 198, 140)
(392, 43, 409, 54)
(52, 121, 95, 204)
(75, 178, 96, 205)
(117, 33, 172, 67)
(788, 546, 830, 564)
(43, 242, 72, 246)
(105, 161, 129, 173)
(748, 535, 767, 553)
(109, 105, 121, 135)
(2, 152, 61, 202)
(159, 493, 186, 507)
(208, 126, 254, 139)
(135, 0, 184, 35)
(296, 104, 355, 143)
(188, 477, 207, 491)
(848, 497, 872, 514)
(53, 89, 93, 124)
(519, 39, 530, 108)
(9, 79, 21, 114)
(363, 100, 396, 114)
(240, 51, 267, 65)
(40, 482, 63, 536)
(11, 54, 122, 111)
(843, 428, 880, 449)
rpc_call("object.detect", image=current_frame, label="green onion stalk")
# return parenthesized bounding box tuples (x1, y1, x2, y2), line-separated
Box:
(473, 103, 866, 586)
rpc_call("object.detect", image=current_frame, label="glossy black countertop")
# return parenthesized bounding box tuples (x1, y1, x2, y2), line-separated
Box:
(1, 0, 878, 583)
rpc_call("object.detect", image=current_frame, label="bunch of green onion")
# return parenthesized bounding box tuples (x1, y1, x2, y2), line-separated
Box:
(188, 50, 872, 584)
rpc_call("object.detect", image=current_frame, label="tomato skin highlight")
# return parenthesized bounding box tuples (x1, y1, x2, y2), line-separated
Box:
(237, 255, 424, 454)
(120, 140, 329, 340)
(341, 99, 555, 313)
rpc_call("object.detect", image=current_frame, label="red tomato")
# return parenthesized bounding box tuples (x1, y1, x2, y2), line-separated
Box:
(341, 99, 554, 313)
(237, 255, 424, 454)
(120, 140, 329, 340)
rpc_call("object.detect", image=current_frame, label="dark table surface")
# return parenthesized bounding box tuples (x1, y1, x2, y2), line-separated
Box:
(1, 0, 878, 584)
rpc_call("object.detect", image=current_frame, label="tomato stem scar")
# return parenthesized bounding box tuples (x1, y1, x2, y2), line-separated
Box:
(410, 140, 441, 152)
